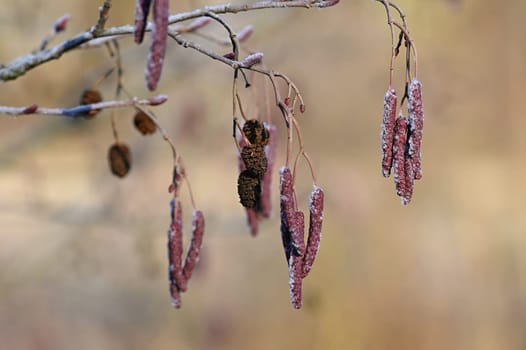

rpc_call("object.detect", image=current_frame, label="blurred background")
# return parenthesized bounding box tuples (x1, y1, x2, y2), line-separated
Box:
(1, 0, 525, 349)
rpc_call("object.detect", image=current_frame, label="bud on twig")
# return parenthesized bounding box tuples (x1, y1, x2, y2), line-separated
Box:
(240, 52, 264, 68)
(237, 25, 254, 43)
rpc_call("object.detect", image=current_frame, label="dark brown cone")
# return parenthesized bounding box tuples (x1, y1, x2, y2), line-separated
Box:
(134, 110, 157, 135)
(242, 119, 269, 146)
(237, 170, 261, 209)
(241, 144, 267, 178)
(108, 143, 131, 178)
(79, 89, 102, 118)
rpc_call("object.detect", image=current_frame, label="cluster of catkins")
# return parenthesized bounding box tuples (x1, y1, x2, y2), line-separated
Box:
(279, 167, 324, 309)
(237, 119, 276, 236)
(381, 79, 424, 205)
(166, 195, 205, 308)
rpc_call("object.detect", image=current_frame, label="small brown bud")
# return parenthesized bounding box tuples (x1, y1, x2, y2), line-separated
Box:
(108, 143, 131, 178)
(79, 89, 102, 118)
(54, 14, 71, 33)
(134, 110, 157, 135)
(300, 104, 306, 114)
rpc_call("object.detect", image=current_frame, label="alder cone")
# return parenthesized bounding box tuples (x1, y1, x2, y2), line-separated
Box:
(241, 144, 267, 178)
(134, 110, 157, 135)
(243, 119, 270, 146)
(237, 170, 261, 208)
(79, 89, 102, 118)
(108, 143, 132, 178)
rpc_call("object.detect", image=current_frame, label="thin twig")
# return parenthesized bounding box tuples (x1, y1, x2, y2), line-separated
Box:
(0, 0, 339, 82)
(0, 95, 167, 117)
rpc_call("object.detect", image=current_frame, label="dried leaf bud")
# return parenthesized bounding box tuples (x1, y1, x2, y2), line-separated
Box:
(134, 110, 157, 135)
(237, 25, 254, 43)
(223, 52, 236, 60)
(23, 104, 38, 114)
(108, 143, 131, 178)
(54, 14, 71, 33)
(242, 119, 269, 146)
(145, 0, 169, 91)
(241, 144, 267, 178)
(381, 88, 397, 177)
(79, 89, 102, 118)
(148, 94, 168, 106)
(302, 186, 324, 278)
(182, 210, 205, 281)
(168, 199, 187, 292)
(408, 79, 424, 180)
(237, 170, 261, 209)
(240, 52, 264, 68)
(134, 0, 152, 44)
(393, 115, 408, 198)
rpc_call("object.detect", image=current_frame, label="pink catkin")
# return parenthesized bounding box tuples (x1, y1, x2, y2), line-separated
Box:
(403, 158, 414, 205)
(134, 0, 152, 44)
(168, 199, 187, 292)
(260, 124, 276, 218)
(393, 115, 408, 200)
(381, 88, 397, 177)
(279, 166, 295, 261)
(145, 0, 169, 91)
(182, 210, 205, 281)
(280, 167, 304, 256)
(170, 283, 182, 309)
(302, 186, 324, 278)
(408, 79, 424, 180)
(289, 211, 304, 309)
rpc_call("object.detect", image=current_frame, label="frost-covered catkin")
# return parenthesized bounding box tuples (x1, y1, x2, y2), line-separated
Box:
(403, 158, 414, 205)
(279, 166, 295, 261)
(393, 115, 408, 199)
(182, 210, 205, 281)
(145, 0, 169, 91)
(408, 79, 424, 180)
(280, 167, 304, 255)
(167, 199, 187, 292)
(381, 89, 397, 177)
(302, 186, 324, 278)
(134, 0, 152, 44)
(289, 211, 304, 309)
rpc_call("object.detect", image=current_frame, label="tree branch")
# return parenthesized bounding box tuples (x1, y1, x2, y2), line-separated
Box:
(0, 0, 339, 82)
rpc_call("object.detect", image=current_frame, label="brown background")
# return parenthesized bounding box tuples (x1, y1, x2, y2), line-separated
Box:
(1, 0, 525, 349)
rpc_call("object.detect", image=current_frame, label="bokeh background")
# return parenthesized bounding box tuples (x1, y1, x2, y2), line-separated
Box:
(1, 0, 526, 349)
